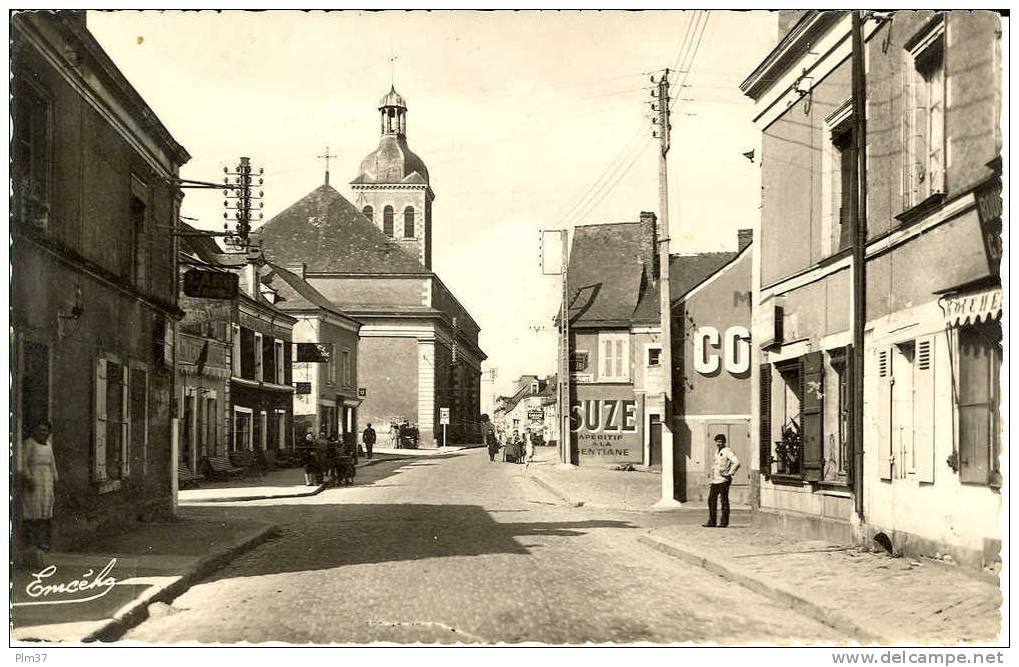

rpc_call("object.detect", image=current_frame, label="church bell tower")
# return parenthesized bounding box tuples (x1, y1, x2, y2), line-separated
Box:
(351, 86, 434, 269)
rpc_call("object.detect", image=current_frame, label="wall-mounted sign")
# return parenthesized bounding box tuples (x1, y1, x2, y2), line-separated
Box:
(571, 386, 643, 464)
(693, 326, 751, 376)
(294, 382, 312, 395)
(358, 387, 367, 397)
(183, 269, 239, 300)
(527, 409, 545, 422)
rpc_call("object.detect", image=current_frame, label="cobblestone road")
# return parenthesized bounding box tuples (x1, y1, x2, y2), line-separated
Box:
(125, 448, 846, 644)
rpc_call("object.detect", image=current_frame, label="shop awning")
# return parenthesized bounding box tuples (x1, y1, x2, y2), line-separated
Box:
(940, 285, 1003, 327)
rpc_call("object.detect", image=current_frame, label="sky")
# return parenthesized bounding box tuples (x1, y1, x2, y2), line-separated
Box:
(87, 10, 778, 409)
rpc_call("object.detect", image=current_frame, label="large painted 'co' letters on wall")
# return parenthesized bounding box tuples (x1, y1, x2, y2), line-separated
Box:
(694, 326, 751, 376)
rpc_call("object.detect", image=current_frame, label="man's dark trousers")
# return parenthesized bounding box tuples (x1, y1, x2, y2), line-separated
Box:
(707, 478, 732, 527)
(365, 442, 373, 459)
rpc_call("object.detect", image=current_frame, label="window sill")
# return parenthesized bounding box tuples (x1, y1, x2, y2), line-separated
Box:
(768, 473, 806, 487)
(894, 191, 947, 226)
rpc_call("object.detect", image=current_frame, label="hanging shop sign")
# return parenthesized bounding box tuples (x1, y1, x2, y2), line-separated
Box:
(183, 270, 239, 300)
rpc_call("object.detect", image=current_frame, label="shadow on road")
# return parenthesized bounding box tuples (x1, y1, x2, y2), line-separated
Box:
(183, 501, 637, 583)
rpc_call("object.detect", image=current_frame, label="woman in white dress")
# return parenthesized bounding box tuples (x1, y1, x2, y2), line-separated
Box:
(18, 420, 58, 550)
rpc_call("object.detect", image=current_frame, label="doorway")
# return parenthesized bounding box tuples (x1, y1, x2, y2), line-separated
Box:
(648, 414, 662, 467)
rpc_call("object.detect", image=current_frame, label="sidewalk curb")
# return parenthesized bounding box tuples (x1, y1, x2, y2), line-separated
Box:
(84, 522, 280, 643)
(190, 457, 412, 503)
(525, 470, 585, 507)
(637, 533, 884, 643)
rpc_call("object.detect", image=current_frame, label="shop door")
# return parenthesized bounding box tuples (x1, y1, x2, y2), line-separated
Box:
(649, 414, 662, 467)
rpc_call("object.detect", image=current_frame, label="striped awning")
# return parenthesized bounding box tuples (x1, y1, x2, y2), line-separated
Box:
(941, 286, 1003, 327)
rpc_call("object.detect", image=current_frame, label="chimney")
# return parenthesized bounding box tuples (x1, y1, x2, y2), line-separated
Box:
(638, 211, 659, 280)
(738, 228, 753, 252)
(286, 262, 306, 279)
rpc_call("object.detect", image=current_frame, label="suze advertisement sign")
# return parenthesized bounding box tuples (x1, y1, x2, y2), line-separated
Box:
(570, 386, 643, 464)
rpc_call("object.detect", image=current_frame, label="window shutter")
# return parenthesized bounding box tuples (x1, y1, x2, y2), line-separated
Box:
(94, 358, 108, 481)
(913, 336, 936, 483)
(912, 105, 929, 201)
(800, 352, 824, 482)
(759, 364, 772, 477)
(877, 348, 893, 480)
(121, 364, 130, 476)
(844, 344, 855, 485)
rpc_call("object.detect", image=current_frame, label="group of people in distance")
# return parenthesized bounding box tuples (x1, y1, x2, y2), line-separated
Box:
(479, 414, 534, 464)
(388, 420, 420, 449)
(300, 431, 358, 487)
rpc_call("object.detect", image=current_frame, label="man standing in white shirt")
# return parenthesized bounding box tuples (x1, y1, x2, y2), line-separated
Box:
(704, 433, 740, 528)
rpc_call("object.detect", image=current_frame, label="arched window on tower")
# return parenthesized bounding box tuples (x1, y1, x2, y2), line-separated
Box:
(383, 206, 394, 237)
(362, 205, 373, 223)
(404, 206, 415, 238)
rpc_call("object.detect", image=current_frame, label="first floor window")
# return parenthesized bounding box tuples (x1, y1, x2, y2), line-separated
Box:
(275, 339, 285, 385)
(958, 321, 1002, 485)
(598, 333, 629, 381)
(233, 408, 253, 452)
(647, 346, 662, 367)
(94, 357, 133, 481)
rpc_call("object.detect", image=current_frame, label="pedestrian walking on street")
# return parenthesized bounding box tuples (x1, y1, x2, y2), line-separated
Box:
(524, 432, 535, 463)
(389, 422, 399, 449)
(480, 414, 500, 462)
(704, 433, 740, 528)
(363, 423, 376, 459)
(17, 420, 58, 551)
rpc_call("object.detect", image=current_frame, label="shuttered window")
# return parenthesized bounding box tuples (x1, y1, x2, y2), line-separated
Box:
(904, 23, 946, 209)
(759, 364, 772, 477)
(599, 333, 629, 382)
(800, 351, 824, 482)
(877, 347, 893, 480)
(958, 322, 1002, 485)
(94, 358, 108, 481)
(913, 336, 936, 483)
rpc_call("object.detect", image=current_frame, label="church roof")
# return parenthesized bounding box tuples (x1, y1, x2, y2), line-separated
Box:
(254, 183, 429, 275)
(352, 134, 430, 185)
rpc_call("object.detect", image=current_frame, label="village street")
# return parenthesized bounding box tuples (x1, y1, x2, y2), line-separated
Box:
(124, 448, 843, 644)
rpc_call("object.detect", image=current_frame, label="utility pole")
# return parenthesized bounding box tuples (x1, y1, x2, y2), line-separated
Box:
(541, 229, 572, 466)
(559, 230, 572, 465)
(850, 12, 868, 520)
(223, 157, 265, 255)
(652, 69, 682, 508)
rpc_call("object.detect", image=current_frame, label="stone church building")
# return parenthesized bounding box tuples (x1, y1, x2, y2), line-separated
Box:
(257, 86, 485, 446)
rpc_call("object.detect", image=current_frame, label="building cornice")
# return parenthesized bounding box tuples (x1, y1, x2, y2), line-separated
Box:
(14, 13, 190, 176)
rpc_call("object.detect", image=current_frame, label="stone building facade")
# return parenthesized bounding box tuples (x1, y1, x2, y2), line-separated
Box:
(743, 10, 1002, 567)
(12, 12, 189, 544)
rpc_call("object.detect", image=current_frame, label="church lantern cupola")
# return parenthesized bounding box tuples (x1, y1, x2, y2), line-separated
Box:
(379, 85, 407, 135)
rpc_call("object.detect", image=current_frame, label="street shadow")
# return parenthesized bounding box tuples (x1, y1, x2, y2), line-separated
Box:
(184, 503, 637, 583)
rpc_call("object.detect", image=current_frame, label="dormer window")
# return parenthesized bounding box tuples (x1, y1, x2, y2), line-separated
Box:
(531, 382, 539, 394)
